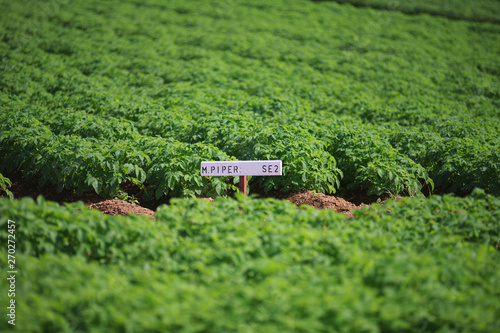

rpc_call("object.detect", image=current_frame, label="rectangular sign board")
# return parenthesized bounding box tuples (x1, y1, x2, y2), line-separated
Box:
(201, 160, 282, 176)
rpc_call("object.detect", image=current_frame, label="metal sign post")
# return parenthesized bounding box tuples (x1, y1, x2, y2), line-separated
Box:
(201, 160, 282, 196)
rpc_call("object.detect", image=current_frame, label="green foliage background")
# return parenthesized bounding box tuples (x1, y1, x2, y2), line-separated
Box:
(1, 0, 499, 198)
(0, 0, 499, 331)
(1, 192, 499, 332)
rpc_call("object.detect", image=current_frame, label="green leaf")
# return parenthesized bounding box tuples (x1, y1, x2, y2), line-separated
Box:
(155, 187, 163, 200)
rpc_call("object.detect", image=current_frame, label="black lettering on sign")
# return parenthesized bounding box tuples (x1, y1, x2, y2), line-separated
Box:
(228, 166, 232, 174)
(274, 165, 279, 173)
(234, 166, 238, 173)
(202, 167, 207, 173)
(211, 166, 215, 173)
(267, 165, 272, 173)
(222, 166, 227, 173)
(262, 165, 266, 173)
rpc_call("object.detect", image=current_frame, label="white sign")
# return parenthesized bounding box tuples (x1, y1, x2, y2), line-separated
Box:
(201, 160, 282, 176)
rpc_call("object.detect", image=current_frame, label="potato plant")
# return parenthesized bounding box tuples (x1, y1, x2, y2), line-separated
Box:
(1, 0, 499, 198)
(0, 192, 499, 332)
(1, 2, 499, 331)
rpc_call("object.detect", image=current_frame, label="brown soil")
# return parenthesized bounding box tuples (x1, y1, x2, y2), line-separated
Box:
(1, 171, 376, 218)
(280, 190, 369, 217)
(87, 200, 155, 219)
(2, 170, 157, 218)
(81, 191, 370, 218)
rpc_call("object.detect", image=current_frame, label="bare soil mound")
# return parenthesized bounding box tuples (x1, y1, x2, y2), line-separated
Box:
(88, 199, 155, 219)
(2, 171, 373, 218)
(84, 192, 366, 219)
(281, 190, 369, 216)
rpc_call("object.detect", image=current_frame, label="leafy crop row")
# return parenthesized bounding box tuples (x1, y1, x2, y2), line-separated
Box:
(313, 0, 500, 24)
(1, 192, 499, 332)
(1, 0, 499, 199)
(0, 111, 234, 199)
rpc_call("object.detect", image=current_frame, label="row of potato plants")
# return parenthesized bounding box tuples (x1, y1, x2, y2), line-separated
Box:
(1, 0, 499, 198)
(0, 110, 236, 199)
(0, 191, 498, 332)
(314, 0, 500, 24)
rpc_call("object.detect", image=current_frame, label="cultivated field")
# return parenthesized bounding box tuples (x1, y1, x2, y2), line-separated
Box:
(0, 0, 499, 331)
